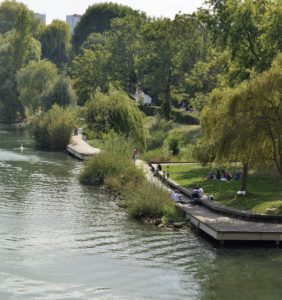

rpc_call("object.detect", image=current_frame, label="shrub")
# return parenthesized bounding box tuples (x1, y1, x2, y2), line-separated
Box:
(167, 135, 180, 155)
(142, 148, 172, 163)
(86, 88, 147, 149)
(79, 150, 144, 187)
(31, 104, 76, 150)
(124, 181, 171, 219)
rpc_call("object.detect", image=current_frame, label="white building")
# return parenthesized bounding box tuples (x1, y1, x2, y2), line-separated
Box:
(66, 14, 81, 34)
(35, 13, 46, 25)
(135, 89, 152, 105)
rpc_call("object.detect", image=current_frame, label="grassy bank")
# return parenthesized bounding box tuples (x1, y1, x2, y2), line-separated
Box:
(169, 164, 282, 215)
(79, 135, 184, 224)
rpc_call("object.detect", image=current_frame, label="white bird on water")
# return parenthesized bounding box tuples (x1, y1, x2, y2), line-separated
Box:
(20, 144, 24, 151)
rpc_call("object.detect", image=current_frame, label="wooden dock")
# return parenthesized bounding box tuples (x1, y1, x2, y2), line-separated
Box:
(149, 163, 282, 245)
(66, 134, 100, 160)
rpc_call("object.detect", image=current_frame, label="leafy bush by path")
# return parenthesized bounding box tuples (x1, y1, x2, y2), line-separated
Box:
(31, 104, 76, 150)
(86, 88, 147, 150)
(79, 150, 144, 187)
(124, 181, 171, 219)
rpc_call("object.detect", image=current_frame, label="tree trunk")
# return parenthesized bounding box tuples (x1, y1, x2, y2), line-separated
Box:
(240, 162, 249, 192)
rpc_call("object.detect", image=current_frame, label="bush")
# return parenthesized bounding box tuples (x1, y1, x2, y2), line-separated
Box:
(142, 148, 172, 163)
(167, 135, 180, 155)
(86, 88, 147, 149)
(31, 104, 76, 150)
(79, 150, 144, 187)
(124, 181, 171, 219)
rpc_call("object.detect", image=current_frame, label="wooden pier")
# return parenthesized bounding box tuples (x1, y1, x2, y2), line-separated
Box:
(150, 163, 282, 244)
(66, 134, 100, 160)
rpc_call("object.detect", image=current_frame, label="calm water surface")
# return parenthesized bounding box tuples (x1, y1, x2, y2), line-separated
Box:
(0, 126, 282, 300)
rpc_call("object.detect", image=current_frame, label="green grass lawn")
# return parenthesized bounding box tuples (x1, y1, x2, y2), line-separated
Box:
(169, 164, 282, 215)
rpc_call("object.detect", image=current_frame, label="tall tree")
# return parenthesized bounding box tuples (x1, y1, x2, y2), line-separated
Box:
(136, 15, 206, 119)
(40, 20, 71, 68)
(71, 47, 110, 105)
(0, 0, 40, 37)
(17, 60, 57, 114)
(72, 3, 138, 51)
(135, 18, 175, 120)
(204, 0, 282, 84)
(200, 53, 282, 191)
(0, 9, 41, 122)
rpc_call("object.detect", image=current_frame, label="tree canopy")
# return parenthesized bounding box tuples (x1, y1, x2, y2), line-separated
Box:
(86, 88, 147, 149)
(40, 20, 71, 68)
(72, 2, 139, 51)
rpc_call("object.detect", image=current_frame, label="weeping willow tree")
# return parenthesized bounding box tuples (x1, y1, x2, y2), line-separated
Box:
(86, 88, 147, 149)
(200, 53, 282, 192)
(200, 86, 262, 191)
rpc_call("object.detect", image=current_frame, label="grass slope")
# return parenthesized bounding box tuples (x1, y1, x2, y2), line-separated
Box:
(169, 164, 282, 215)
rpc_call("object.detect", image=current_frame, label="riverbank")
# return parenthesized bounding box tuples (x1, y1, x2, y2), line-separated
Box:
(75, 134, 185, 225)
(168, 163, 282, 215)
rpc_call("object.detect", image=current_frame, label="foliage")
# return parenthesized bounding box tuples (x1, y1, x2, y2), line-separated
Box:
(30, 104, 76, 150)
(71, 47, 110, 105)
(17, 60, 57, 113)
(85, 88, 147, 149)
(0, 0, 40, 37)
(124, 181, 172, 219)
(79, 134, 181, 221)
(135, 14, 207, 119)
(72, 2, 138, 51)
(40, 20, 71, 68)
(79, 150, 144, 186)
(0, 9, 41, 122)
(204, 0, 282, 83)
(41, 74, 77, 110)
(142, 148, 172, 163)
(200, 53, 282, 192)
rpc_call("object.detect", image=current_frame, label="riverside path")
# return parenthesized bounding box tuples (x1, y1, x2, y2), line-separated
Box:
(66, 133, 100, 160)
(145, 162, 282, 245)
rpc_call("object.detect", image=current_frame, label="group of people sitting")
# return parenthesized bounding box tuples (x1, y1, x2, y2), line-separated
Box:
(206, 169, 241, 182)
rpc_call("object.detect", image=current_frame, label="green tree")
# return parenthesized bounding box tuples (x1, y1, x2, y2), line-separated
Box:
(200, 53, 282, 191)
(0, 9, 41, 122)
(17, 60, 57, 114)
(40, 20, 71, 68)
(72, 2, 138, 51)
(136, 14, 207, 119)
(71, 47, 110, 105)
(31, 104, 76, 150)
(135, 18, 175, 120)
(204, 0, 282, 83)
(41, 74, 77, 110)
(0, 0, 40, 36)
(86, 88, 146, 149)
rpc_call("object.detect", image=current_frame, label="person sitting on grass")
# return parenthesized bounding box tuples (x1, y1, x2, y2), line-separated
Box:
(216, 170, 221, 180)
(233, 171, 241, 181)
(206, 170, 216, 180)
(224, 171, 233, 181)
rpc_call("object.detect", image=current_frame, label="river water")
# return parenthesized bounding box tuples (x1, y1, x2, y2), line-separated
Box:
(0, 125, 282, 300)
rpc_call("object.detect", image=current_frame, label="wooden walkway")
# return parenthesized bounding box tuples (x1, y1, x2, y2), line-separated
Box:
(148, 163, 282, 244)
(66, 134, 100, 160)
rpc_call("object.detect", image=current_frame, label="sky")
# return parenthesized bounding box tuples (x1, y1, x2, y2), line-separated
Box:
(4, 0, 205, 23)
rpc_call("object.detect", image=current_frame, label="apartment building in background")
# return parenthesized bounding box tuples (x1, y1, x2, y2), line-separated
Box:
(66, 14, 81, 34)
(35, 13, 46, 25)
